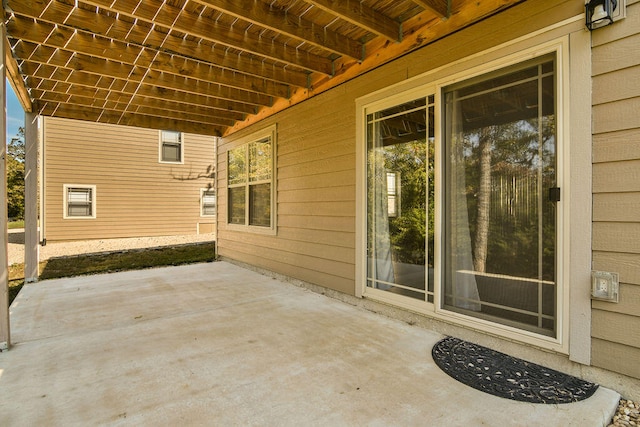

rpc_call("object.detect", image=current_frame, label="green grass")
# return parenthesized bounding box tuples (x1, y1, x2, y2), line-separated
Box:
(8, 220, 25, 229)
(8, 242, 216, 305)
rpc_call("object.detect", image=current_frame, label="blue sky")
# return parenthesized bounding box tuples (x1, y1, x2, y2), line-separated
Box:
(6, 80, 23, 142)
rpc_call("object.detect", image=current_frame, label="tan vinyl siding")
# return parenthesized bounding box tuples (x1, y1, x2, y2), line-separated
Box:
(218, 92, 357, 294)
(43, 117, 216, 241)
(217, 0, 583, 296)
(591, 0, 640, 379)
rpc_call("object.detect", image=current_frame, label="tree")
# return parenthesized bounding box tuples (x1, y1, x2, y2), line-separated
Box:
(7, 127, 25, 220)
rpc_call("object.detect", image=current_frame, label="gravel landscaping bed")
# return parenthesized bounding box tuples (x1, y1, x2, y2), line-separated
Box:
(610, 399, 640, 427)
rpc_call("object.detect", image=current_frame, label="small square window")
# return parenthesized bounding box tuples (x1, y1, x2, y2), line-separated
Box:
(64, 185, 96, 219)
(160, 130, 183, 163)
(201, 189, 216, 217)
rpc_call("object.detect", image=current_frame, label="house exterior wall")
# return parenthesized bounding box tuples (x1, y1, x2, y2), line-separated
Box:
(218, 0, 582, 299)
(43, 117, 216, 241)
(216, 0, 640, 393)
(591, 0, 640, 380)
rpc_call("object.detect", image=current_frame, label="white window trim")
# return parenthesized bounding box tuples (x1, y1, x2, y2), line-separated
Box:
(63, 184, 96, 219)
(200, 188, 216, 217)
(225, 124, 277, 235)
(356, 32, 589, 359)
(158, 130, 184, 164)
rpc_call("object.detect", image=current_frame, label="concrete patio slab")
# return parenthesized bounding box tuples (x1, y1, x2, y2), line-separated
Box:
(0, 262, 619, 426)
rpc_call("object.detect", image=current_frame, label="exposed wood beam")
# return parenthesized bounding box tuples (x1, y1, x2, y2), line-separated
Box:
(227, 0, 524, 136)
(38, 102, 225, 136)
(78, 0, 334, 75)
(8, 15, 290, 99)
(194, 0, 363, 59)
(22, 64, 258, 115)
(32, 90, 236, 127)
(4, 39, 32, 112)
(119, 19, 309, 88)
(303, 0, 401, 42)
(29, 84, 246, 122)
(8, 0, 308, 88)
(411, 0, 449, 18)
(14, 41, 273, 108)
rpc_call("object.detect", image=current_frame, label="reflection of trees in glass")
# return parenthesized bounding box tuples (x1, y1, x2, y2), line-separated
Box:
(249, 138, 272, 182)
(228, 146, 247, 185)
(383, 140, 429, 266)
(227, 137, 273, 227)
(460, 117, 556, 281)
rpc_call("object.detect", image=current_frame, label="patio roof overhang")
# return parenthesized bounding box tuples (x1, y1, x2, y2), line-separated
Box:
(4, 0, 524, 137)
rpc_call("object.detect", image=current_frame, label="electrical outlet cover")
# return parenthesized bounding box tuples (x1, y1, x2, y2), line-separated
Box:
(591, 270, 619, 302)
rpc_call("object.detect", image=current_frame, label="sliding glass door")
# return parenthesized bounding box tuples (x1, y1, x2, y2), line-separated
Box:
(443, 55, 557, 336)
(366, 96, 435, 303)
(363, 53, 559, 338)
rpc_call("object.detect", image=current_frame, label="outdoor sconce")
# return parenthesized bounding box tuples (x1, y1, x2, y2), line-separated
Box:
(585, 0, 617, 30)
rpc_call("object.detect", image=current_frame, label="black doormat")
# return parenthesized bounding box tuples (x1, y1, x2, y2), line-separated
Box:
(431, 336, 598, 404)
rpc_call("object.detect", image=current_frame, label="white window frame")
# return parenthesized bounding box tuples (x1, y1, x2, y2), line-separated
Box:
(63, 184, 96, 219)
(200, 188, 217, 217)
(225, 124, 277, 235)
(159, 130, 184, 164)
(356, 33, 590, 358)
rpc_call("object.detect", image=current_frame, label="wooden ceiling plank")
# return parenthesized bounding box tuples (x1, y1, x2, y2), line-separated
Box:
(193, 0, 363, 59)
(134, 85, 254, 116)
(79, 0, 334, 75)
(19, 43, 272, 108)
(143, 70, 272, 107)
(89, 0, 308, 87)
(36, 90, 236, 127)
(148, 54, 288, 98)
(49, 68, 72, 83)
(410, 0, 449, 18)
(39, 102, 226, 136)
(303, 0, 401, 42)
(131, 96, 245, 121)
(26, 65, 258, 115)
(33, 0, 311, 88)
(150, 53, 289, 98)
(9, 0, 311, 87)
(8, 27, 142, 81)
(10, 17, 291, 98)
(139, 28, 310, 88)
(29, 76, 246, 121)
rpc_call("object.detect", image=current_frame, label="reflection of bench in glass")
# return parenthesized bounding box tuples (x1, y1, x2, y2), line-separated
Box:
(450, 270, 555, 333)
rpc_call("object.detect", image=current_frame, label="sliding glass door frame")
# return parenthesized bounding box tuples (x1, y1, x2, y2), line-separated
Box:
(356, 38, 572, 352)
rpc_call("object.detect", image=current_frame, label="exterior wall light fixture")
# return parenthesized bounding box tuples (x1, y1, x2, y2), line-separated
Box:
(586, 0, 617, 30)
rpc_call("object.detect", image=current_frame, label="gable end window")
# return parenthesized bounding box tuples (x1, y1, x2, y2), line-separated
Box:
(159, 130, 183, 163)
(64, 185, 96, 219)
(227, 125, 276, 232)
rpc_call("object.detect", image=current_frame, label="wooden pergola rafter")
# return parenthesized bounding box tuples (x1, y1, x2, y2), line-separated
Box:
(4, 0, 523, 136)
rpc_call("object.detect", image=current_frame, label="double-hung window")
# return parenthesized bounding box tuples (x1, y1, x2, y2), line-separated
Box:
(160, 130, 183, 163)
(227, 125, 275, 232)
(64, 185, 96, 219)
